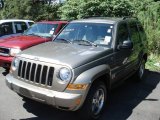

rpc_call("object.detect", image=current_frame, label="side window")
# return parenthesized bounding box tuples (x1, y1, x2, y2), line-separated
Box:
(28, 22, 34, 26)
(129, 21, 141, 44)
(0, 22, 13, 36)
(14, 22, 27, 33)
(117, 23, 129, 45)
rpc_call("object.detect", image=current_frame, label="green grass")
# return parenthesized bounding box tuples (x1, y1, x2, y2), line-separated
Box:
(146, 54, 160, 71)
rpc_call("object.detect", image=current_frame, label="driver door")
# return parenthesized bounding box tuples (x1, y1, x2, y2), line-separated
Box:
(113, 22, 133, 83)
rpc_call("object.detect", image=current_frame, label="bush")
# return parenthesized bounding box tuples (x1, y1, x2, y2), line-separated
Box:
(59, 0, 134, 20)
(132, 0, 160, 55)
(0, 0, 61, 21)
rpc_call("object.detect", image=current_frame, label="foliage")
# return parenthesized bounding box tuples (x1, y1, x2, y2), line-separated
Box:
(59, 0, 134, 20)
(146, 54, 160, 71)
(0, 0, 61, 21)
(132, 0, 160, 55)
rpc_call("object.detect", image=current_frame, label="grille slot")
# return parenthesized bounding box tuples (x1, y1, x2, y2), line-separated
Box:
(18, 60, 54, 86)
(22, 61, 26, 78)
(18, 60, 22, 76)
(30, 63, 36, 81)
(26, 62, 31, 80)
(41, 66, 48, 84)
(35, 65, 42, 83)
(47, 67, 54, 86)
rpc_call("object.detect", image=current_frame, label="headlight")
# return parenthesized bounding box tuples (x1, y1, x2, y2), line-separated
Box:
(12, 57, 19, 70)
(59, 67, 72, 82)
(10, 48, 21, 56)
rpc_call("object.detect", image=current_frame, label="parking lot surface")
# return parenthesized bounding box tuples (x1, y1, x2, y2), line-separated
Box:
(0, 68, 160, 120)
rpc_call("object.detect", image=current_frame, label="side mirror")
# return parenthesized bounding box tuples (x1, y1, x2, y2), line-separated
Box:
(118, 40, 133, 49)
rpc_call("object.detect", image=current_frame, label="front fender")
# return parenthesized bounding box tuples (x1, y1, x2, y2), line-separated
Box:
(73, 64, 110, 84)
(68, 64, 111, 110)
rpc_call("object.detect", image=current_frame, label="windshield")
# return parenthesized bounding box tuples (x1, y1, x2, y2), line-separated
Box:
(55, 22, 114, 47)
(24, 23, 58, 37)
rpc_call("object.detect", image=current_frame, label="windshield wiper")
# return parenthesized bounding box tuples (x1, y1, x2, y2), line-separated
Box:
(72, 39, 97, 47)
(25, 33, 42, 37)
(55, 38, 71, 44)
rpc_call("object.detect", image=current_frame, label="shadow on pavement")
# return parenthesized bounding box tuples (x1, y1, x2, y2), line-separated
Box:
(2, 68, 9, 76)
(100, 70, 160, 120)
(20, 69, 160, 120)
(21, 99, 78, 120)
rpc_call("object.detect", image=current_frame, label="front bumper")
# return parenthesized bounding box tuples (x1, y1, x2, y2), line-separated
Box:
(6, 74, 82, 111)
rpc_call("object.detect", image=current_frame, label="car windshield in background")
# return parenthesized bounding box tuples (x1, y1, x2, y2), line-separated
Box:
(55, 22, 114, 47)
(24, 23, 58, 37)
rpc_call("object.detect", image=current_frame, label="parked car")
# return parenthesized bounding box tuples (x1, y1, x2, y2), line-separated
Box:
(0, 20, 68, 68)
(0, 19, 34, 38)
(6, 17, 147, 120)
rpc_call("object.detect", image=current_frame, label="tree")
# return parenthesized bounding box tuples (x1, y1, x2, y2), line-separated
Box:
(132, 0, 160, 54)
(59, 0, 134, 20)
(0, 0, 61, 21)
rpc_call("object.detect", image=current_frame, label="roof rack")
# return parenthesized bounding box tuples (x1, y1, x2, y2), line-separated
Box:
(83, 16, 104, 19)
(123, 16, 138, 20)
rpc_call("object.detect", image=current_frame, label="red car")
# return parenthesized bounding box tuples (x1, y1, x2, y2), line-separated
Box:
(0, 20, 68, 68)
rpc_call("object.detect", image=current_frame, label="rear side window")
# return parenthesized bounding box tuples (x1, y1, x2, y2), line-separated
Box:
(14, 22, 27, 33)
(129, 21, 141, 44)
(117, 22, 129, 45)
(0, 22, 13, 36)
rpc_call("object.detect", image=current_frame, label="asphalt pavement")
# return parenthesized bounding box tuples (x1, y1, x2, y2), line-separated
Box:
(0, 68, 160, 120)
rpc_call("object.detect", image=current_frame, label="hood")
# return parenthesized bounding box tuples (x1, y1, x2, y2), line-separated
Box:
(18, 42, 112, 68)
(0, 35, 51, 49)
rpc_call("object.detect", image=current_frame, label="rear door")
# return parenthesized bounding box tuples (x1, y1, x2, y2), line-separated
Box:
(13, 21, 28, 34)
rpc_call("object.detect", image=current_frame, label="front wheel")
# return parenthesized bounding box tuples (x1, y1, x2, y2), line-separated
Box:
(134, 59, 146, 81)
(79, 81, 107, 120)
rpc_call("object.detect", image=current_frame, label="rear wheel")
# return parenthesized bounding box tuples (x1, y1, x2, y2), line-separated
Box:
(79, 81, 107, 120)
(134, 59, 145, 81)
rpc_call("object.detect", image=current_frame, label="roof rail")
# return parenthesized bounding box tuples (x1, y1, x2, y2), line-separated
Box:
(123, 16, 138, 20)
(83, 15, 104, 19)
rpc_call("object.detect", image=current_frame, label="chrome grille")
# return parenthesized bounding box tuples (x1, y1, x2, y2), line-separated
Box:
(0, 47, 10, 56)
(18, 60, 54, 86)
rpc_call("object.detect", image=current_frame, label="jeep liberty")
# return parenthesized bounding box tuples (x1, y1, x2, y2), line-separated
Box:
(6, 17, 147, 120)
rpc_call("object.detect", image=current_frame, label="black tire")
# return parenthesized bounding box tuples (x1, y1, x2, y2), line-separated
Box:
(134, 59, 146, 81)
(79, 81, 107, 120)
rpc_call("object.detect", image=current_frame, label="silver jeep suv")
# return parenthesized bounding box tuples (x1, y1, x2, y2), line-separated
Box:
(6, 17, 148, 120)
